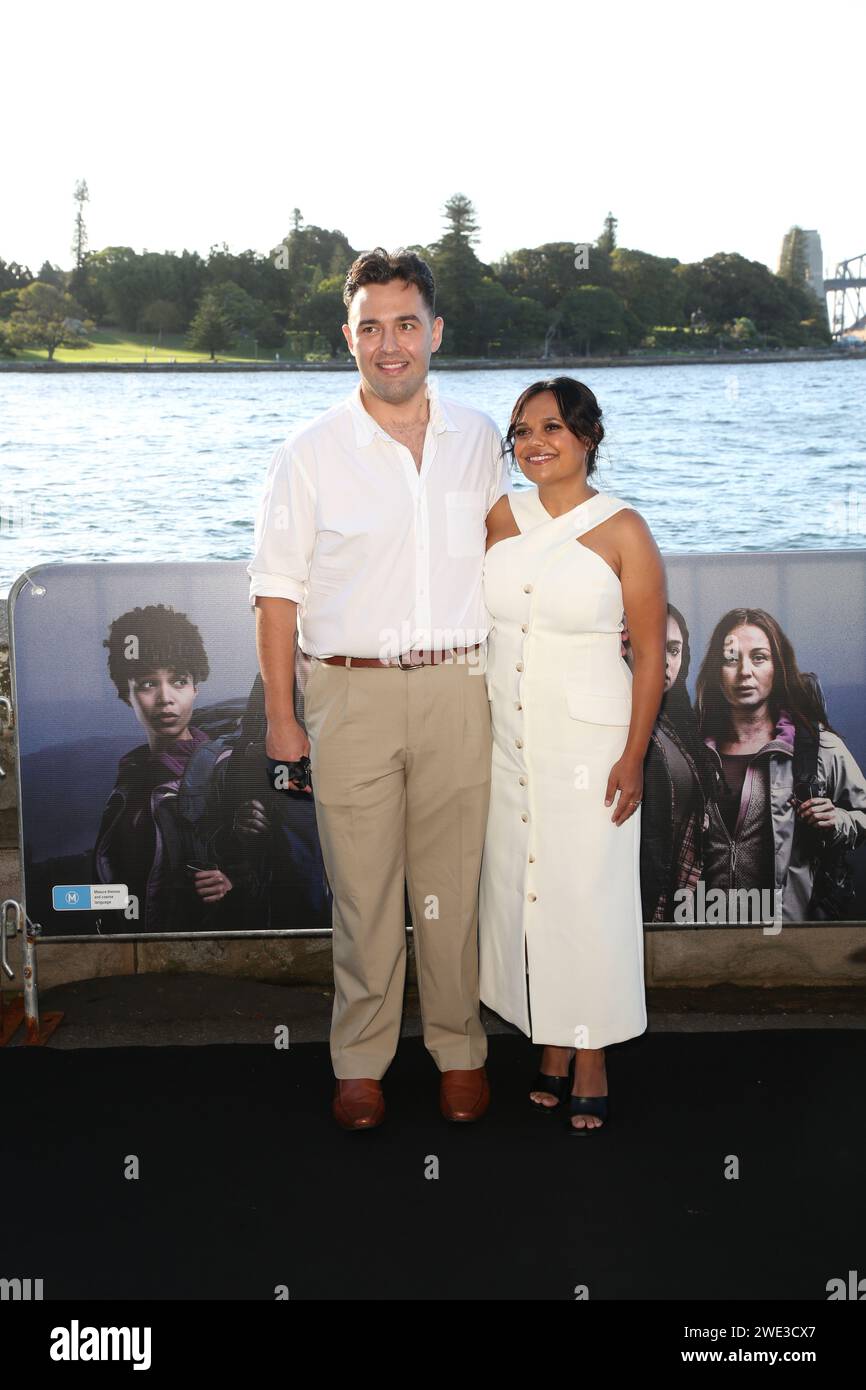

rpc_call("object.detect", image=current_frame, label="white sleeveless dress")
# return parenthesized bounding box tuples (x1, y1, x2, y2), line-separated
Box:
(478, 486, 647, 1049)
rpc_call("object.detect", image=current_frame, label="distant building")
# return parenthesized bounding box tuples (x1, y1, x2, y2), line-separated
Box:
(778, 227, 825, 303)
(840, 315, 866, 344)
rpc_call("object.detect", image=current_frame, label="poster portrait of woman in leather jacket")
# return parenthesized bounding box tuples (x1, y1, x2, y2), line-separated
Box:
(695, 607, 866, 924)
(91, 602, 252, 933)
(638, 604, 721, 923)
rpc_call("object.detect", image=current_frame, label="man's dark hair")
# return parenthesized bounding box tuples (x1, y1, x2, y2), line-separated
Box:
(103, 603, 210, 705)
(343, 247, 436, 317)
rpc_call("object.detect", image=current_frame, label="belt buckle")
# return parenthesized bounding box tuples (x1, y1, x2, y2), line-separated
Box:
(397, 649, 427, 670)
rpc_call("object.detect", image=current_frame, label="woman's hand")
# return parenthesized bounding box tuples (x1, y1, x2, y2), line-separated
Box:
(795, 796, 838, 833)
(234, 798, 269, 838)
(605, 755, 644, 825)
(192, 869, 233, 902)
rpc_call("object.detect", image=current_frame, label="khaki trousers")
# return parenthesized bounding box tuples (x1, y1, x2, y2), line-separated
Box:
(301, 655, 492, 1079)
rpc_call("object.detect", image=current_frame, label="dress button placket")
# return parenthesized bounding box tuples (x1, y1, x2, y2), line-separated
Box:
(519, 577, 535, 906)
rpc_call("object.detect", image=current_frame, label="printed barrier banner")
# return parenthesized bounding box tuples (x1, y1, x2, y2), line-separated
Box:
(9, 549, 866, 938)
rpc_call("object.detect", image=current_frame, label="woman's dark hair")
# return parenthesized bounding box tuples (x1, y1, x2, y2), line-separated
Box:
(665, 603, 691, 685)
(343, 246, 436, 317)
(658, 604, 719, 800)
(103, 603, 209, 706)
(695, 607, 830, 742)
(504, 376, 604, 477)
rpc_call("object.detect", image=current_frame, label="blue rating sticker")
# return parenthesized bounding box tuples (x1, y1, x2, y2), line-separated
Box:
(52, 885, 129, 910)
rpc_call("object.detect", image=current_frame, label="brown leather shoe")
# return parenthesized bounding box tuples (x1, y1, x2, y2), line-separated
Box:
(439, 1066, 490, 1123)
(332, 1078, 385, 1131)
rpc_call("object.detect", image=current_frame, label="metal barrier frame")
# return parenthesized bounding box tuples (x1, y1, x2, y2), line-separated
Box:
(3, 557, 864, 1043)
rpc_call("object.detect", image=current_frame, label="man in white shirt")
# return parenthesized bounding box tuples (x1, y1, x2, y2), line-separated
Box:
(247, 248, 512, 1130)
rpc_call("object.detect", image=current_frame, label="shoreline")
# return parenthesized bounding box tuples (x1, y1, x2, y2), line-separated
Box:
(1, 348, 863, 373)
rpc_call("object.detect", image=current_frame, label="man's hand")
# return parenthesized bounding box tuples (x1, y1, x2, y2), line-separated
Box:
(266, 718, 312, 794)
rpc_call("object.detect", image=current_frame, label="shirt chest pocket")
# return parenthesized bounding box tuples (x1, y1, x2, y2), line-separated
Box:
(445, 490, 485, 558)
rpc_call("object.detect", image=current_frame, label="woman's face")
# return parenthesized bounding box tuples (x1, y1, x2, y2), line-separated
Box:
(718, 624, 774, 711)
(511, 390, 591, 486)
(664, 616, 683, 692)
(130, 667, 197, 737)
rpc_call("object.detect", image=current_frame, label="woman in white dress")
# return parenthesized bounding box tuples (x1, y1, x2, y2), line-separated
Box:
(479, 377, 667, 1133)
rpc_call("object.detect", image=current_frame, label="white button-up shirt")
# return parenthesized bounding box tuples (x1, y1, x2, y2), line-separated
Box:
(247, 377, 513, 659)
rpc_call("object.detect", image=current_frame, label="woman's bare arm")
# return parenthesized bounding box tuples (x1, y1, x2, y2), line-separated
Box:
(605, 511, 667, 824)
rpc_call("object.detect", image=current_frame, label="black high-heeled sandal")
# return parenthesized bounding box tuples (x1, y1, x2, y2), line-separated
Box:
(529, 1053, 575, 1111)
(564, 1094, 609, 1134)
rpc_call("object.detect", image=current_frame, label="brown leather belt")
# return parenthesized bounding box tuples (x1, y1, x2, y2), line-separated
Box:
(320, 643, 482, 669)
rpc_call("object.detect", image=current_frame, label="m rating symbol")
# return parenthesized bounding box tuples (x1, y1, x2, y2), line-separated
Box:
(52, 885, 130, 911)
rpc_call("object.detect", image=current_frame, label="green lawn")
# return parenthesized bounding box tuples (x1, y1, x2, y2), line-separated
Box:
(14, 328, 325, 364)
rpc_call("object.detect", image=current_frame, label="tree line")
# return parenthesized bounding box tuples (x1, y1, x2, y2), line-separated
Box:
(0, 195, 832, 360)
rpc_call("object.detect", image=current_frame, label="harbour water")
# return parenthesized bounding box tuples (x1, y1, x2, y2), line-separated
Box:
(1, 359, 865, 599)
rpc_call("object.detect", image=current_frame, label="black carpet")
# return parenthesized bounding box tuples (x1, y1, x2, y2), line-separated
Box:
(3, 1030, 864, 1300)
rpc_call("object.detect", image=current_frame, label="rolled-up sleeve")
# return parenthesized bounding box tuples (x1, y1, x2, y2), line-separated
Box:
(487, 423, 513, 512)
(247, 439, 316, 608)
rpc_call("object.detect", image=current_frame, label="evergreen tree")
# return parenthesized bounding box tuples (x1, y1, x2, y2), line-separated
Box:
(37, 260, 65, 289)
(597, 211, 618, 256)
(188, 289, 236, 359)
(431, 193, 486, 355)
(72, 180, 89, 270)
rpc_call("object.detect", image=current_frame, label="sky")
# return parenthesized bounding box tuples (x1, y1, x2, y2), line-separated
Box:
(3, 0, 862, 281)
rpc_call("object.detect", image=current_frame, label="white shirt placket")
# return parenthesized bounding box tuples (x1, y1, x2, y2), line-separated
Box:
(389, 423, 437, 650)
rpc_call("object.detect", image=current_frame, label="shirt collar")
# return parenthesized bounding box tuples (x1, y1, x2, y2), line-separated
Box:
(347, 375, 460, 447)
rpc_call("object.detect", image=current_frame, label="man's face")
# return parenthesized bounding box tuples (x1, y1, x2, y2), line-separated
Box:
(342, 279, 443, 405)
